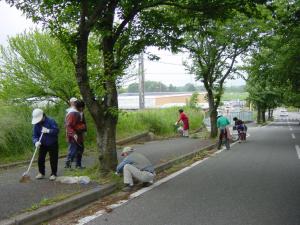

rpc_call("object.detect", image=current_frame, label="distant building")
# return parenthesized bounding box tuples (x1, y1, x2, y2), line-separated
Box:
(118, 92, 207, 109)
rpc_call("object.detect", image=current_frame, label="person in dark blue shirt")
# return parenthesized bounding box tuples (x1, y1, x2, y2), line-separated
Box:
(32, 108, 59, 181)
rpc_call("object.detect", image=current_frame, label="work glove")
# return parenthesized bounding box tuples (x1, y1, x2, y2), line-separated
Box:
(41, 127, 50, 133)
(73, 134, 78, 142)
(35, 141, 41, 148)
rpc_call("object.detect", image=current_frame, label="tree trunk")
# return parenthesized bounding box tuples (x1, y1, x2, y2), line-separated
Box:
(207, 89, 218, 138)
(262, 109, 266, 123)
(210, 109, 218, 138)
(268, 108, 271, 120)
(257, 104, 261, 124)
(96, 109, 118, 173)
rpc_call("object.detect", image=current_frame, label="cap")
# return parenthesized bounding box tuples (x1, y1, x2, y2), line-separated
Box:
(69, 97, 78, 103)
(32, 108, 44, 124)
(121, 146, 134, 156)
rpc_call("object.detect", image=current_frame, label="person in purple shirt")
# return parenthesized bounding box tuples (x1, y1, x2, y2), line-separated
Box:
(32, 108, 59, 181)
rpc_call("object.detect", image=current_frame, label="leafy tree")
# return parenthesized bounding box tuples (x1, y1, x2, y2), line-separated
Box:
(245, 0, 300, 116)
(127, 83, 139, 93)
(183, 12, 265, 137)
(189, 92, 199, 109)
(184, 83, 196, 92)
(0, 31, 79, 104)
(6, 0, 268, 172)
(168, 84, 177, 92)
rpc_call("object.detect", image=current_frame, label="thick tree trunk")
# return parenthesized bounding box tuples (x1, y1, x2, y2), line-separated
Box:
(96, 109, 118, 173)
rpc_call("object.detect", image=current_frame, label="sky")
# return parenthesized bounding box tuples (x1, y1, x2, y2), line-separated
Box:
(0, 1, 245, 87)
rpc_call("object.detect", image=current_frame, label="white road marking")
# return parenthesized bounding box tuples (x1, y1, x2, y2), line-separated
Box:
(295, 145, 300, 159)
(289, 127, 293, 131)
(292, 133, 296, 139)
(76, 135, 250, 225)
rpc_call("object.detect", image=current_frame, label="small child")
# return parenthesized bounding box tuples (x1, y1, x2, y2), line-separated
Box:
(176, 109, 189, 137)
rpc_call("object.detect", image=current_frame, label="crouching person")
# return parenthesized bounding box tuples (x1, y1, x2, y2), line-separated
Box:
(116, 146, 156, 192)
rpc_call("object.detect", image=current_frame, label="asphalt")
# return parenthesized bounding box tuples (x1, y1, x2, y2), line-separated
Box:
(85, 119, 300, 225)
(0, 136, 213, 221)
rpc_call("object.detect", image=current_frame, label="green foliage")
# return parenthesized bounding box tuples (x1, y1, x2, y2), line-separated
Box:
(189, 92, 199, 109)
(117, 107, 204, 138)
(0, 31, 79, 103)
(0, 104, 203, 163)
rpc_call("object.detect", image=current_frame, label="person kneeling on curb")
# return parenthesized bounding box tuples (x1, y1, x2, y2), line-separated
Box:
(116, 146, 156, 192)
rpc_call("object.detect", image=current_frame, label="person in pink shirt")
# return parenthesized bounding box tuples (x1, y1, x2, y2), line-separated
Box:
(176, 109, 189, 137)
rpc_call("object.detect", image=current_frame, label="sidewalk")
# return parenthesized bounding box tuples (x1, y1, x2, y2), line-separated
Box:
(0, 136, 213, 222)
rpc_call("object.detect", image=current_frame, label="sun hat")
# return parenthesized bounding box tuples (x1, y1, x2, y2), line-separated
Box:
(121, 146, 134, 156)
(69, 97, 78, 103)
(32, 108, 44, 125)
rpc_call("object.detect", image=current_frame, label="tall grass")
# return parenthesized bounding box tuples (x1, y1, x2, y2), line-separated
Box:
(117, 107, 204, 138)
(0, 104, 204, 163)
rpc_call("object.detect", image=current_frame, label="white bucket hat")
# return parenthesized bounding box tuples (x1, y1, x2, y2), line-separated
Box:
(121, 146, 134, 156)
(32, 108, 44, 124)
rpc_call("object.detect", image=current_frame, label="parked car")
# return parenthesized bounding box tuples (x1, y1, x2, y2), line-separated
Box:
(280, 109, 288, 117)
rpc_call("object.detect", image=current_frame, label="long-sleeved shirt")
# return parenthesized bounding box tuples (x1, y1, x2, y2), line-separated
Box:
(65, 111, 86, 143)
(177, 112, 189, 130)
(217, 116, 230, 129)
(32, 116, 59, 147)
(116, 152, 155, 174)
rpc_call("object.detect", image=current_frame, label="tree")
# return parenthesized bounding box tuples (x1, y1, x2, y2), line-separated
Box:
(184, 83, 196, 92)
(245, 0, 300, 115)
(6, 0, 268, 173)
(127, 83, 139, 93)
(183, 13, 264, 137)
(0, 31, 79, 104)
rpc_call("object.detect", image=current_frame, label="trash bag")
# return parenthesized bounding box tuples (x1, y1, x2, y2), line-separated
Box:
(56, 176, 90, 184)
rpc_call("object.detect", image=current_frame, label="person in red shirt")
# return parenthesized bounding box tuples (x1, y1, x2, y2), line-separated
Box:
(176, 109, 189, 137)
(64, 100, 87, 169)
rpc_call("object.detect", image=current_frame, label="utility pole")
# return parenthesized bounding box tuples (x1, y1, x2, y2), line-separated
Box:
(138, 52, 145, 109)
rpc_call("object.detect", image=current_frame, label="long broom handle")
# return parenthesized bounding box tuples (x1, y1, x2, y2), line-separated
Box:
(25, 132, 44, 174)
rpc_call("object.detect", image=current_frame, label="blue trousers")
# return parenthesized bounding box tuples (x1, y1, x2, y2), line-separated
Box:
(66, 142, 84, 167)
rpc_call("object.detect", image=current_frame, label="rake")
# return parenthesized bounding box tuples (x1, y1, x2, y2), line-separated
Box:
(20, 132, 44, 183)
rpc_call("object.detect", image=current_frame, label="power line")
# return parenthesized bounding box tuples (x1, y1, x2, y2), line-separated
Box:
(144, 59, 184, 66)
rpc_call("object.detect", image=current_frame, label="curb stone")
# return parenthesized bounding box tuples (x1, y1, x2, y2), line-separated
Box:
(1, 143, 215, 225)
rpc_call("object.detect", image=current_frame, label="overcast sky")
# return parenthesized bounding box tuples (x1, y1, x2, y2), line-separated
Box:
(0, 1, 245, 87)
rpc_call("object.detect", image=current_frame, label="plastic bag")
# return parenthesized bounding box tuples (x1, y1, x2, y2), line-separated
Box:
(56, 176, 90, 184)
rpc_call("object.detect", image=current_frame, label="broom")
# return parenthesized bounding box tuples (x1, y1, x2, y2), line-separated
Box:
(20, 132, 44, 183)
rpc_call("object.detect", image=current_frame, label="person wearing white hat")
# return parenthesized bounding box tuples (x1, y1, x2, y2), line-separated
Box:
(32, 109, 59, 180)
(66, 97, 78, 114)
(116, 146, 155, 192)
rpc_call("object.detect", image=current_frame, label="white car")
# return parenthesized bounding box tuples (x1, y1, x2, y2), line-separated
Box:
(280, 109, 288, 117)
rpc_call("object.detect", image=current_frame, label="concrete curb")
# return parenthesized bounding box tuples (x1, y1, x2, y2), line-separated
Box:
(1, 142, 216, 225)
(0, 184, 117, 225)
(154, 143, 216, 173)
(0, 132, 150, 170)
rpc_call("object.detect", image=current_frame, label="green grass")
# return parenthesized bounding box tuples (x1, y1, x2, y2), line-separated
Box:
(0, 104, 204, 164)
(26, 192, 81, 212)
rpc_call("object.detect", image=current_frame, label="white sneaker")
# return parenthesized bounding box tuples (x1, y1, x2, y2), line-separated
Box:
(49, 175, 56, 181)
(35, 173, 45, 179)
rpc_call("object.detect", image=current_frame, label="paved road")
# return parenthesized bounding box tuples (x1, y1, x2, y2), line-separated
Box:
(85, 120, 300, 225)
(0, 137, 213, 221)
